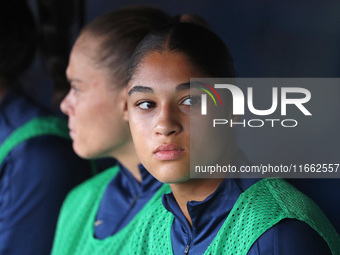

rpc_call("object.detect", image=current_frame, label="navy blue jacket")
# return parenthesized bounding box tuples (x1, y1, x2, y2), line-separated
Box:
(163, 178, 331, 255)
(162, 152, 332, 255)
(0, 90, 92, 254)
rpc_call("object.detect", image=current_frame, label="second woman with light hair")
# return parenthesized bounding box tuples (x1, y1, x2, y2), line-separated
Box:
(52, 6, 172, 254)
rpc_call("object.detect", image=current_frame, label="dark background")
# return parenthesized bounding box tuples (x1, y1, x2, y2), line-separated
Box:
(24, 0, 340, 105)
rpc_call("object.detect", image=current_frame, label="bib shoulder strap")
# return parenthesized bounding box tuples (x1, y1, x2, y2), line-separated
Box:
(266, 178, 340, 254)
(0, 116, 69, 164)
(206, 178, 340, 255)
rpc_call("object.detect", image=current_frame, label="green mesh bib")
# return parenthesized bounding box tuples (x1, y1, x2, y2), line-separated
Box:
(0, 116, 69, 164)
(130, 178, 340, 255)
(51, 166, 171, 255)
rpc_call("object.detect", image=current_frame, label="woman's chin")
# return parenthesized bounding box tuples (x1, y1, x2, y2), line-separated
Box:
(73, 143, 96, 159)
(151, 167, 190, 184)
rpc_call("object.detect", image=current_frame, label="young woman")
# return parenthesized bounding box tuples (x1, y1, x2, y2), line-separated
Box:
(51, 6, 175, 255)
(126, 23, 340, 254)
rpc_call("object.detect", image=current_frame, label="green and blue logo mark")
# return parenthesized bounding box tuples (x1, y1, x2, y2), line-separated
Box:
(194, 82, 223, 115)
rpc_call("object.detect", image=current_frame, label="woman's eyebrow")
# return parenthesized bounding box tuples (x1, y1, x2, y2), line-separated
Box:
(128, 82, 190, 96)
(175, 82, 190, 92)
(128, 86, 154, 96)
(67, 77, 82, 83)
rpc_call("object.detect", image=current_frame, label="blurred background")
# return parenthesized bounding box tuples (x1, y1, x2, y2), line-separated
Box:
(23, 0, 340, 108)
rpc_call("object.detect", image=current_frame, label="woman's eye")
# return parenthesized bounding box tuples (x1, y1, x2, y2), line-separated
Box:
(70, 85, 80, 94)
(182, 96, 201, 106)
(137, 101, 156, 110)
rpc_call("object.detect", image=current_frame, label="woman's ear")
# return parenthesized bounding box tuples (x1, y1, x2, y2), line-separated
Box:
(123, 101, 129, 121)
(122, 87, 129, 121)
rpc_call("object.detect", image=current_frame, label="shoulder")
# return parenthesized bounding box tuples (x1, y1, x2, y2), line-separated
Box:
(249, 219, 332, 255)
(61, 166, 120, 210)
(212, 178, 337, 255)
(0, 90, 48, 131)
(11, 134, 72, 162)
(55, 166, 120, 236)
(65, 165, 120, 198)
(241, 178, 336, 254)
(5, 135, 90, 184)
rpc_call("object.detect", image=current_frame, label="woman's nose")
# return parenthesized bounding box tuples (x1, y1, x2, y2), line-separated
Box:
(154, 105, 182, 136)
(60, 92, 73, 116)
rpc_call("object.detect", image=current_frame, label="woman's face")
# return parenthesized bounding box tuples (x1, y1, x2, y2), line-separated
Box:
(60, 33, 130, 159)
(127, 51, 205, 183)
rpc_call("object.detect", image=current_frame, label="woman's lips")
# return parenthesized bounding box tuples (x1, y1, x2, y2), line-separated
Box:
(68, 128, 76, 139)
(153, 144, 185, 161)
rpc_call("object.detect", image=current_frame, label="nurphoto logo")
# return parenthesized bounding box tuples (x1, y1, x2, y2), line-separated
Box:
(195, 81, 312, 128)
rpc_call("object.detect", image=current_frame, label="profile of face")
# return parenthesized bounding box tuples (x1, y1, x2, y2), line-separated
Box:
(127, 51, 207, 183)
(60, 33, 130, 159)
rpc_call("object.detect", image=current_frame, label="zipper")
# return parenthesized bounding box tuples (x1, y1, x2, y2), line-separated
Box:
(184, 243, 190, 255)
(130, 194, 138, 208)
(164, 198, 193, 255)
(113, 194, 138, 233)
(182, 214, 193, 255)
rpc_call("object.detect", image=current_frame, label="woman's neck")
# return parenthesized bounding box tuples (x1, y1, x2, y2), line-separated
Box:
(169, 178, 224, 227)
(112, 139, 142, 182)
(170, 141, 239, 227)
